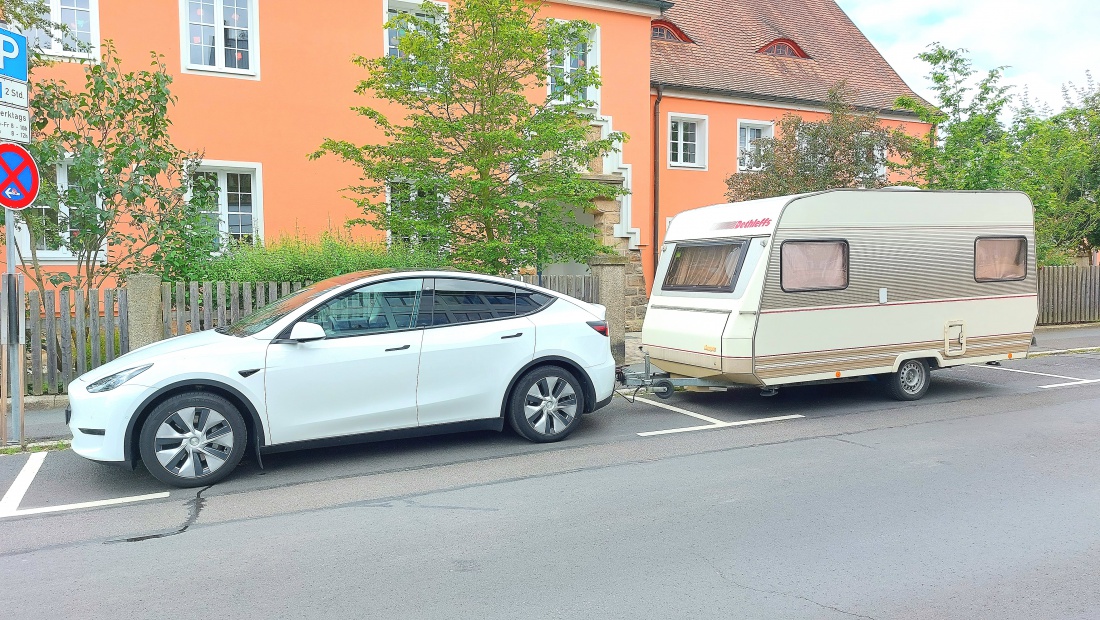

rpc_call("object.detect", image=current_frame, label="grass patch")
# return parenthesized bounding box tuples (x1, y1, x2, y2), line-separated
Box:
(0, 440, 70, 456)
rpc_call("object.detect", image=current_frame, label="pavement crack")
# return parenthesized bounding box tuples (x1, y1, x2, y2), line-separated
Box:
(832, 437, 877, 450)
(692, 551, 877, 620)
(105, 485, 211, 544)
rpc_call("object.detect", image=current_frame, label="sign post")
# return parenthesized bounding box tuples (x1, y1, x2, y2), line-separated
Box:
(0, 23, 30, 445)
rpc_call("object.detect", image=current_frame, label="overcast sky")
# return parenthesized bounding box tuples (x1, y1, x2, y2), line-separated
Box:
(834, 0, 1100, 113)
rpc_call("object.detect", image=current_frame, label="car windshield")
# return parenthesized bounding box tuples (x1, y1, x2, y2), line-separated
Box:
(222, 270, 396, 337)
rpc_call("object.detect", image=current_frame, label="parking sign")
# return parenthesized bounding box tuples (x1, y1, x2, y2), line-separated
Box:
(0, 27, 28, 84)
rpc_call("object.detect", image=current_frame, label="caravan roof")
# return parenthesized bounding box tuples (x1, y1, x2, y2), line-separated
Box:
(664, 189, 1034, 244)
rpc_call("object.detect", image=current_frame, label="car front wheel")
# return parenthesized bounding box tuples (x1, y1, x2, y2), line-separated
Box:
(508, 366, 585, 443)
(138, 392, 247, 487)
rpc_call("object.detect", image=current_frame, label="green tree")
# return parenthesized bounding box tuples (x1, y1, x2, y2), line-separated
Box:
(895, 44, 1013, 190)
(725, 85, 914, 202)
(1009, 81, 1100, 263)
(312, 0, 625, 275)
(21, 42, 219, 294)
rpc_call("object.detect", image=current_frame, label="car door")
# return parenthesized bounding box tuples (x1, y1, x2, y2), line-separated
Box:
(264, 277, 426, 445)
(416, 278, 536, 426)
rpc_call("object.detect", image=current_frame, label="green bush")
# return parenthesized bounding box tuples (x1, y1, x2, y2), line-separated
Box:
(174, 230, 451, 283)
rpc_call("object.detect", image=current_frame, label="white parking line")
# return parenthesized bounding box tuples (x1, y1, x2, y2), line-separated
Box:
(638, 415, 804, 437)
(626, 395, 726, 425)
(0, 451, 169, 519)
(0, 452, 47, 516)
(968, 365, 1086, 381)
(1039, 379, 1100, 389)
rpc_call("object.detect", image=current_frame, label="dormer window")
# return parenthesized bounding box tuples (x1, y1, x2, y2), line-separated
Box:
(651, 20, 691, 43)
(759, 38, 809, 59)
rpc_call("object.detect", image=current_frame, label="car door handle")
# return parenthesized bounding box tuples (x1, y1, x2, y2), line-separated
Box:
(501, 333, 523, 340)
(385, 344, 411, 351)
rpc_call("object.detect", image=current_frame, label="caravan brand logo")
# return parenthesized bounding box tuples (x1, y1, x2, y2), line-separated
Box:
(714, 218, 772, 230)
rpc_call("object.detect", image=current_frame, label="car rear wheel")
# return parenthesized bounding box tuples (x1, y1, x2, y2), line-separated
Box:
(138, 392, 247, 487)
(508, 366, 585, 443)
(887, 359, 931, 401)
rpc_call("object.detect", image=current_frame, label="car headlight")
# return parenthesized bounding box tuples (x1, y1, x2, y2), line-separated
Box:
(86, 364, 153, 393)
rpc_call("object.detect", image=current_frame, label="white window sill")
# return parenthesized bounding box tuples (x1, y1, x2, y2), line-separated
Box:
(669, 163, 707, 170)
(182, 65, 260, 80)
(38, 50, 97, 62)
(737, 167, 764, 173)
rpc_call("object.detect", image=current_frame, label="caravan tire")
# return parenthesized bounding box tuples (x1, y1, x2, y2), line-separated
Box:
(888, 359, 931, 401)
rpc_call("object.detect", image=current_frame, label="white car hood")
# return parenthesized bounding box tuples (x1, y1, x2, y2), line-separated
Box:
(76, 330, 241, 383)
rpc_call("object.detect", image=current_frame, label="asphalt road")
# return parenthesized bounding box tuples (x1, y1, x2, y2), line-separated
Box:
(2, 352, 1100, 618)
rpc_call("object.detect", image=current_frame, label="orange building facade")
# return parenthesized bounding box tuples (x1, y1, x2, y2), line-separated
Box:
(11, 0, 933, 324)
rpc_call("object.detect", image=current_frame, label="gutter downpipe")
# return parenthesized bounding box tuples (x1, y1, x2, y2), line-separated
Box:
(652, 83, 663, 273)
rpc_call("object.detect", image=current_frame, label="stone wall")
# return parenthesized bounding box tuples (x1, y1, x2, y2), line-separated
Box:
(584, 175, 648, 332)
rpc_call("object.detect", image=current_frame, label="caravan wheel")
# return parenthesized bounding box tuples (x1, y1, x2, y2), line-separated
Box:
(888, 359, 930, 401)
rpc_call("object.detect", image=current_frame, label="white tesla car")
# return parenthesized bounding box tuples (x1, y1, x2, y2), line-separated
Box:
(67, 270, 615, 487)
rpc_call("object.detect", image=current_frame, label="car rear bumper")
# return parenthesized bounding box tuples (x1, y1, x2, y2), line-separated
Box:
(588, 357, 616, 412)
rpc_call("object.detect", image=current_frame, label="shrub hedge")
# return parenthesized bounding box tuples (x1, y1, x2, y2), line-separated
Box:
(174, 231, 449, 283)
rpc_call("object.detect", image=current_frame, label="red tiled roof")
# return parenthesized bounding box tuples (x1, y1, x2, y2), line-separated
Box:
(651, 0, 933, 115)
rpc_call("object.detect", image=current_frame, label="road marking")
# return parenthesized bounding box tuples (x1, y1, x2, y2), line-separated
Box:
(1039, 379, 1100, 389)
(638, 415, 804, 437)
(0, 450, 169, 519)
(968, 365, 1086, 381)
(1, 492, 171, 518)
(0, 452, 46, 516)
(629, 395, 726, 425)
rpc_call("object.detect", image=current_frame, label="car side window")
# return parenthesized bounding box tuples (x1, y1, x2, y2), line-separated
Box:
(427, 278, 517, 326)
(516, 289, 553, 316)
(301, 278, 424, 338)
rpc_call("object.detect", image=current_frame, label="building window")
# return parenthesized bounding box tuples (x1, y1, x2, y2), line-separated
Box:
(758, 38, 808, 59)
(548, 25, 597, 105)
(194, 163, 262, 245)
(780, 240, 849, 292)
(386, 182, 447, 251)
(738, 120, 774, 171)
(669, 114, 707, 169)
(19, 160, 100, 262)
(386, 1, 436, 58)
(651, 20, 690, 42)
(974, 237, 1027, 282)
(27, 0, 100, 58)
(180, 0, 257, 76)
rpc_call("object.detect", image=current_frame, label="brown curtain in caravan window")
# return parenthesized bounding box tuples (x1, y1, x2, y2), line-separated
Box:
(781, 241, 848, 291)
(663, 243, 744, 291)
(975, 237, 1027, 281)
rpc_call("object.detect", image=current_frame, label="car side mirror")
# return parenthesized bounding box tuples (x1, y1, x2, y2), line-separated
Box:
(289, 322, 327, 343)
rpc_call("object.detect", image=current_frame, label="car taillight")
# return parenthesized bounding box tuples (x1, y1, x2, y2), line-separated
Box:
(587, 320, 609, 336)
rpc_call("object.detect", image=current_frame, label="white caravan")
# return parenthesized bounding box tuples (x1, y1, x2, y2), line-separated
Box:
(639, 189, 1037, 400)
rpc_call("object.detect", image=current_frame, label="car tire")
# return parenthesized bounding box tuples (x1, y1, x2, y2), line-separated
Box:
(887, 358, 931, 401)
(507, 366, 585, 443)
(138, 392, 247, 488)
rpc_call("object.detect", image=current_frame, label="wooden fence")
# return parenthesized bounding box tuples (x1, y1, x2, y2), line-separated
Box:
(18, 275, 598, 395)
(25, 287, 129, 396)
(1038, 266, 1100, 325)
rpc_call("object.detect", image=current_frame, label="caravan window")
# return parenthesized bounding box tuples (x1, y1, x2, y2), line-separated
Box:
(662, 242, 746, 293)
(975, 237, 1027, 282)
(780, 240, 849, 292)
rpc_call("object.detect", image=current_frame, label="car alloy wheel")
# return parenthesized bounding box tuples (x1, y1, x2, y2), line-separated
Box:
(139, 392, 247, 487)
(508, 366, 585, 443)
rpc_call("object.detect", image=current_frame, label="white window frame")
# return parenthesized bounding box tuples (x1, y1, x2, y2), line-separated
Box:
(178, 0, 261, 80)
(193, 160, 264, 245)
(383, 0, 447, 58)
(667, 113, 707, 170)
(28, 0, 101, 61)
(737, 119, 774, 172)
(547, 22, 600, 109)
(15, 158, 103, 264)
(384, 182, 449, 249)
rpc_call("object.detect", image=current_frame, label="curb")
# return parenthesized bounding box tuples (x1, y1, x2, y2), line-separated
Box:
(1029, 347, 1100, 358)
(0, 438, 71, 455)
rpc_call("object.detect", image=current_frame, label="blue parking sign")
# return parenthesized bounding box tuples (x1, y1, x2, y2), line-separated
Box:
(0, 27, 28, 83)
